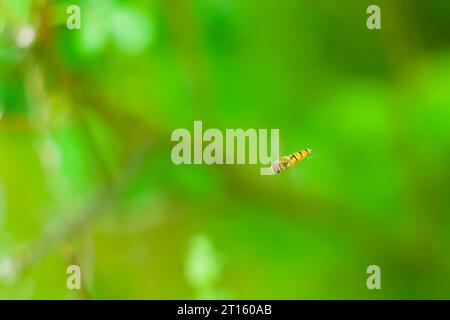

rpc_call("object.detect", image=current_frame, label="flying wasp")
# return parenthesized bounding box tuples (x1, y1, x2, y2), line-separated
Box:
(271, 148, 312, 174)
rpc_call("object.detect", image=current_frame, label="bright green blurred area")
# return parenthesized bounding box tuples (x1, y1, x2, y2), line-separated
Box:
(1, 0, 450, 299)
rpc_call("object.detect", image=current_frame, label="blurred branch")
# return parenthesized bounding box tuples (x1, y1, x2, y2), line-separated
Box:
(10, 135, 152, 279)
(0, 3, 175, 282)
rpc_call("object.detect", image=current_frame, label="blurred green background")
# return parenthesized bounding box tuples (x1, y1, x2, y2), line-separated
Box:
(1, 0, 450, 299)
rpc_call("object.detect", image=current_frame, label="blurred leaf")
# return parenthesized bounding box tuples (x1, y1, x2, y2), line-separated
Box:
(186, 234, 222, 290)
(110, 5, 154, 54)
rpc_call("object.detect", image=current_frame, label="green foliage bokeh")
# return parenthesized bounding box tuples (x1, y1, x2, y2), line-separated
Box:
(0, 0, 450, 299)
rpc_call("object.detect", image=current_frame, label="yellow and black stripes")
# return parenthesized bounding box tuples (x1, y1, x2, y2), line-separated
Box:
(271, 148, 312, 174)
(293, 148, 311, 162)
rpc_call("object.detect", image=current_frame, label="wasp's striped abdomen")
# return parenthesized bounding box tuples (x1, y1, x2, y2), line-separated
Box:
(271, 148, 312, 174)
(292, 148, 312, 161)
